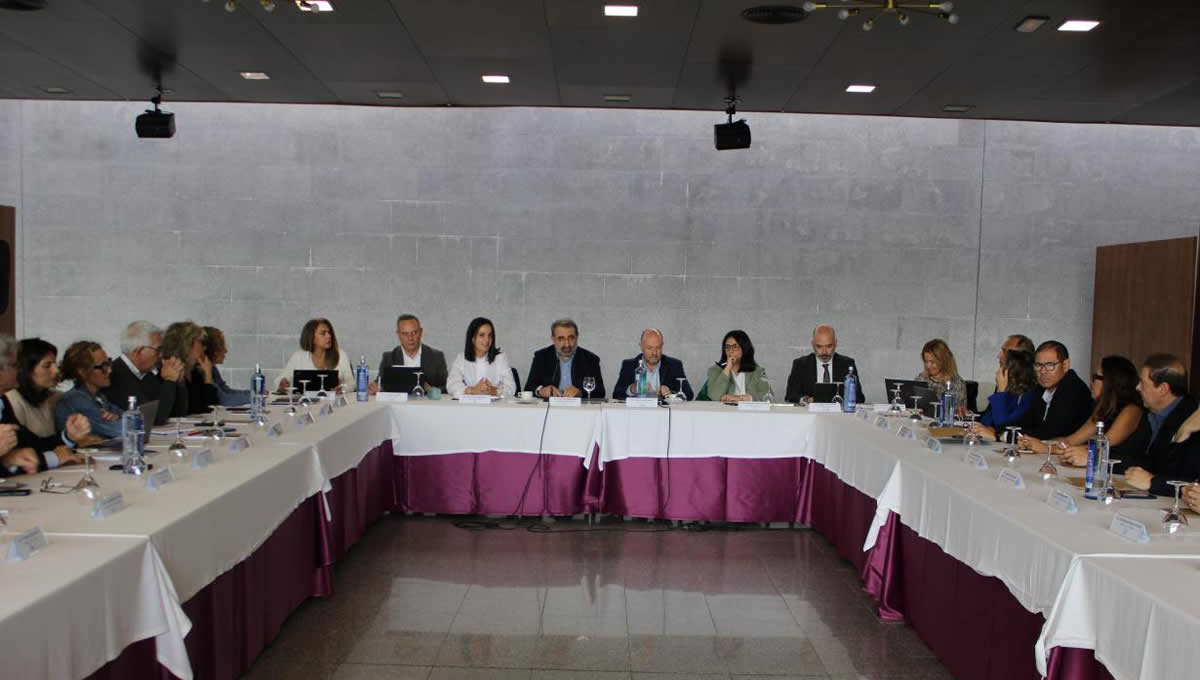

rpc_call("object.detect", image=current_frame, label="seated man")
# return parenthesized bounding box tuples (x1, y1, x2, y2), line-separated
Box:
(0, 335, 89, 477)
(613, 329, 693, 399)
(378, 314, 448, 392)
(1122, 354, 1199, 496)
(1016, 340, 1093, 442)
(784, 324, 864, 404)
(525, 318, 605, 399)
(104, 320, 185, 426)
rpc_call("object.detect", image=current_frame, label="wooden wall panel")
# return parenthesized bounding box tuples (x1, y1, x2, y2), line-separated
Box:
(1091, 236, 1197, 387)
(0, 206, 13, 337)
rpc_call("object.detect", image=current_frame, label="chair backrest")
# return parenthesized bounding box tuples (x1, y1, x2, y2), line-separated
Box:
(966, 380, 979, 413)
(511, 367, 520, 389)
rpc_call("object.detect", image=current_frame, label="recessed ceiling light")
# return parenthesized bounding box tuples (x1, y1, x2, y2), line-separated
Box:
(41, 86, 71, 94)
(604, 5, 638, 17)
(240, 71, 270, 80)
(603, 94, 632, 102)
(846, 84, 876, 93)
(481, 74, 510, 84)
(1058, 19, 1100, 32)
(942, 104, 973, 113)
(295, 0, 334, 11)
(1014, 16, 1048, 33)
(375, 91, 405, 99)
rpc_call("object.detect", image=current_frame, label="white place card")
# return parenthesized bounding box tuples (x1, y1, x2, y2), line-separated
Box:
(266, 423, 284, 438)
(997, 468, 1026, 489)
(1109, 513, 1151, 544)
(896, 425, 917, 440)
(925, 437, 943, 453)
(191, 447, 215, 469)
(549, 397, 582, 407)
(376, 392, 409, 403)
(872, 403, 892, 413)
(294, 412, 316, 426)
(6, 527, 48, 562)
(335, 395, 349, 407)
(458, 394, 494, 405)
(319, 403, 333, 416)
(858, 409, 873, 421)
(736, 401, 771, 411)
(227, 436, 250, 453)
(965, 449, 989, 470)
(808, 403, 842, 413)
(90, 491, 127, 520)
(303, 390, 321, 400)
(1046, 488, 1078, 514)
(625, 397, 659, 408)
(144, 466, 176, 490)
(875, 416, 890, 429)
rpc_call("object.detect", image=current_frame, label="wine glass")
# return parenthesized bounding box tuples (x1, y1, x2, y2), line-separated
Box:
(284, 385, 297, 416)
(1099, 459, 1122, 505)
(412, 371, 426, 398)
(169, 417, 188, 461)
(675, 377, 688, 402)
(582, 376, 596, 402)
(209, 406, 226, 441)
(1003, 426, 1022, 464)
(832, 381, 844, 407)
(908, 396, 924, 422)
(1039, 439, 1059, 482)
(297, 379, 312, 406)
(316, 373, 329, 399)
(890, 386, 904, 412)
(1162, 481, 1189, 534)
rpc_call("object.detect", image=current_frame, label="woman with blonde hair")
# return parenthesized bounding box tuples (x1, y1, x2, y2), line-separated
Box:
(916, 338, 967, 410)
(162, 321, 217, 415)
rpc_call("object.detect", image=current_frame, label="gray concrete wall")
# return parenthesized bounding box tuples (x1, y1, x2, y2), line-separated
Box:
(3, 100, 1198, 397)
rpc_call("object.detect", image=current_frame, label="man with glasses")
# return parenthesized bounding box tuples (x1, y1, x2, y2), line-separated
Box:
(1017, 340, 1093, 441)
(104, 320, 185, 426)
(378, 314, 448, 392)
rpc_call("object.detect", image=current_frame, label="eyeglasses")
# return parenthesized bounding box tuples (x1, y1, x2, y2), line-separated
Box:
(1091, 373, 1105, 382)
(1034, 361, 1063, 372)
(93, 359, 113, 372)
(723, 344, 741, 351)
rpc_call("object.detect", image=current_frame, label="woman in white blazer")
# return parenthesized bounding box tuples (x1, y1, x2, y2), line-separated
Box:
(276, 318, 353, 392)
(447, 317, 517, 398)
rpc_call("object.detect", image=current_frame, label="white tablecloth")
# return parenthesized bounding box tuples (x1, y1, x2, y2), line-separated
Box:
(388, 398, 599, 459)
(0, 534, 191, 680)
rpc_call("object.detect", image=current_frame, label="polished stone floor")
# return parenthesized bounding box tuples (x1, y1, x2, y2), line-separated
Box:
(244, 516, 955, 680)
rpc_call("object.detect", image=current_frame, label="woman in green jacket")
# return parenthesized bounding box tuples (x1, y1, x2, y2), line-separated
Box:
(697, 329, 772, 402)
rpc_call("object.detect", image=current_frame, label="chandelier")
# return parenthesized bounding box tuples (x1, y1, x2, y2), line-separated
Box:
(801, 1, 959, 31)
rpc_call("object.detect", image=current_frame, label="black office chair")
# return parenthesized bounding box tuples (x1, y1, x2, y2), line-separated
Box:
(966, 380, 979, 413)
(511, 367, 521, 390)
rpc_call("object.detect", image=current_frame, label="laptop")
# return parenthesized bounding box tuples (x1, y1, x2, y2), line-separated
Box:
(883, 379, 924, 408)
(380, 365, 420, 393)
(809, 382, 840, 403)
(292, 369, 340, 393)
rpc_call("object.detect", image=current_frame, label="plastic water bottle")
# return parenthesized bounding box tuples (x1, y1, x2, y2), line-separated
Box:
(634, 359, 648, 397)
(843, 366, 858, 413)
(121, 395, 146, 475)
(940, 381, 956, 426)
(251, 363, 266, 419)
(356, 355, 369, 402)
(1085, 421, 1109, 500)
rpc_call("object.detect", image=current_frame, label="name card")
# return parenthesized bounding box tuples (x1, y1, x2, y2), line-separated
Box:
(875, 416, 890, 429)
(335, 395, 348, 407)
(925, 437, 943, 453)
(625, 397, 659, 408)
(191, 447, 215, 469)
(997, 468, 1026, 489)
(808, 403, 842, 413)
(319, 403, 333, 416)
(966, 449, 989, 470)
(1109, 513, 1151, 544)
(896, 425, 917, 440)
(6, 527, 48, 562)
(550, 397, 582, 407)
(294, 412, 316, 426)
(144, 466, 176, 490)
(376, 392, 409, 403)
(266, 423, 284, 438)
(736, 401, 771, 412)
(1046, 488, 1078, 514)
(872, 403, 893, 413)
(858, 409, 873, 421)
(90, 491, 127, 520)
(458, 394, 494, 405)
(227, 436, 250, 453)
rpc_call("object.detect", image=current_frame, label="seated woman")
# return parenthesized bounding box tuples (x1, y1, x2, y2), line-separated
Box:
(447, 317, 517, 398)
(1022, 355, 1148, 461)
(5, 338, 64, 438)
(56, 341, 125, 440)
(916, 338, 967, 412)
(203, 326, 250, 407)
(0, 335, 86, 476)
(277, 318, 353, 393)
(975, 349, 1037, 438)
(697, 330, 771, 402)
(162, 321, 216, 416)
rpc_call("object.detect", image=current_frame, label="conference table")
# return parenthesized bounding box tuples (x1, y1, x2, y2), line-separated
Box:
(1, 396, 1197, 680)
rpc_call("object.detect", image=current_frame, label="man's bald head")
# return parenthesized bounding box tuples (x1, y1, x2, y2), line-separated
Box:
(639, 328, 664, 368)
(812, 325, 837, 362)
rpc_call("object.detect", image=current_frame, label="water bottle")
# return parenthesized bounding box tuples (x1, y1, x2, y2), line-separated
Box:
(843, 366, 858, 413)
(121, 395, 146, 475)
(356, 355, 369, 402)
(940, 380, 956, 426)
(634, 359, 648, 397)
(251, 363, 266, 419)
(1085, 421, 1109, 500)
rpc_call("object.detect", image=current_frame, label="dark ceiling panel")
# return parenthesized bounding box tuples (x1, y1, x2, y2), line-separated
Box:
(323, 80, 448, 107)
(426, 57, 559, 106)
(389, 0, 552, 59)
(267, 23, 435, 82)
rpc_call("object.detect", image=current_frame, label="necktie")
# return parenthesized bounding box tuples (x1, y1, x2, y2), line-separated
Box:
(822, 363, 831, 383)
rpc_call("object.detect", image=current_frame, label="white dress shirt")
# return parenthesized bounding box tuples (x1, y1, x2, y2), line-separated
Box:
(448, 352, 517, 398)
(815, 359, 833, 384)
(402, 349, 421, 368)
(276, 349, 353, 391)
(733, 372, 747, 395)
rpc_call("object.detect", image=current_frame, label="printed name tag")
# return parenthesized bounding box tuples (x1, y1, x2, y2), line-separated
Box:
(872, 403, 892, 413)
(997, 468, 1026, 489)
(191, 447, 215, 469)
(227, 436, 250, 452)
(335, 395, 348, 407)
(90, 491, 127, 520)
(965, 449, 989, 470)
(295, 412, 316, 425)
(144, 466, 176, 490)
(1046, 488, 1078, 514)
(549, 397, 582, 407)
(376, 392, 409, 403)
(625, 397, 659, 408)
(808, 403, 841, 413)
(858, 409, 873, 421)
(319, 403, 333, 416)
(1109, 513, 1151, 544)
(896, 425, 917, 440)
(925, 437, 943, 453)
(736, 401, 771, 411)
(458, 395, 494, 405)
(266, 423, 284, 438)
(875, 416, 890, 429)
(6, 527, 48, 562)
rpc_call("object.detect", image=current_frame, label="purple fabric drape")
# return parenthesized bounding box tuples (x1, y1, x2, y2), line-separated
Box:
(391, 451, 587, 516)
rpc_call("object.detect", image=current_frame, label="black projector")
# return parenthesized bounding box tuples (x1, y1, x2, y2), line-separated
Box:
(714, 119, 751, 150)
(136, 109, 175, 138)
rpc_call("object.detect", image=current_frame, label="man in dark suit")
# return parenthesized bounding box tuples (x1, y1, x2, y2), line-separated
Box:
(1122, 354, 1199, 496)
(784, 325, 864, 404)
(613, 329, 693, 399)
(1017, 340, 1093, 441)
(525, 318, 605, 399)
(104, 321, 186, 426)
(377, 314, 448, 391)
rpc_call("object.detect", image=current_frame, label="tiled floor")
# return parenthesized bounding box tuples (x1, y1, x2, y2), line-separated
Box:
(243, 517, 955, 680)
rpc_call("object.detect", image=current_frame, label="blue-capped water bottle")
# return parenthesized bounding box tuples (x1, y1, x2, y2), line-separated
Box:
(251, 363, 266, 418)
(121, 395, 147, 475)
(634, 359, 648, 397)
(940, 380, 956, 426)
(1085, 421, 1108, 500)
(842, 366, 858, 413)
(356, 355, 369, 402)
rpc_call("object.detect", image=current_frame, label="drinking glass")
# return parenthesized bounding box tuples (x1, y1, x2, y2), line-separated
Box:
(582, 376, 596, 402)
(317, 373, 329, 398)
(1099, 459, 1122, 505)
(169, 418, 188, 461)
(412, 371, 426, 398)
(908, 396, 924, 422)
(297, 379, 312, 406)
(209, 405, 226, 441)
(1003, 426, 1022, 464)
(1162, 481, 1189, 534)
(832, 381, 845, 407)
(890, 386, 904, 411)
(285, 385, 297, 416)
(962, 412, 980, 443)
(1039, 440, 1059, 482)
(675, 377, 689, 401)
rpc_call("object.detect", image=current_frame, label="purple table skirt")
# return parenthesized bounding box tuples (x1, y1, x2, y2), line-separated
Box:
(391, 450, 587, 516)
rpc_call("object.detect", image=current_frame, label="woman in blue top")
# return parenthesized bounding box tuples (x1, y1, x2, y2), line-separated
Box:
(979, 349, 1037, 433)
(55, 340, 124, 440)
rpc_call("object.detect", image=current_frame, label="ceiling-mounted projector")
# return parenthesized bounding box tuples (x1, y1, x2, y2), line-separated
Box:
(714, 96, 750, 150)
(136, 91, 174, 138)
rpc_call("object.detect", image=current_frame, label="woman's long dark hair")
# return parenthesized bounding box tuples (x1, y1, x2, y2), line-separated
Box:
(16, 337, 58, 406)
(464, 317, 501, 364)
(1003, 349, 1036, 396)
(1093, 355, 1141, 424)
(715, 329, 757, 373)
(299, 318, 340, 369)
